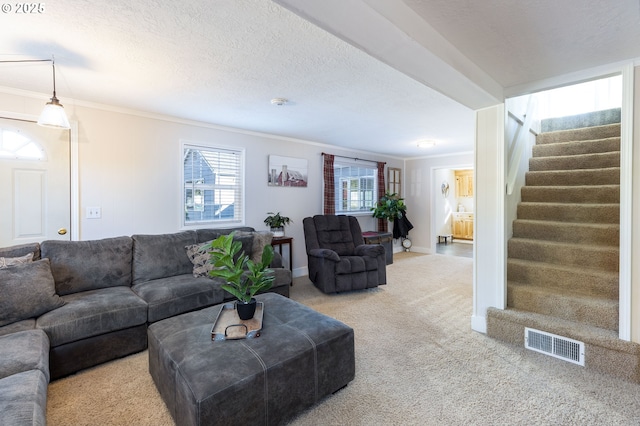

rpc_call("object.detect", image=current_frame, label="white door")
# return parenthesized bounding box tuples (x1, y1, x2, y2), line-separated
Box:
(0, 117, 70, 247)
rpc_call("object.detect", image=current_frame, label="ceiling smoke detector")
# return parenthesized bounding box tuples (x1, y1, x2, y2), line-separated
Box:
(271, 98, 288, 106)
(417, 139, 437, 148)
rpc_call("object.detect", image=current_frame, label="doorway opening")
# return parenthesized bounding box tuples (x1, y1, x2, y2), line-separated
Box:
(433, 166, 474, 258)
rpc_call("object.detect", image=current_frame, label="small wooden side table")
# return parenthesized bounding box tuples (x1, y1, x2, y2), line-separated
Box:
(271, 236, 293, 274)
(362, 231, 393, 265)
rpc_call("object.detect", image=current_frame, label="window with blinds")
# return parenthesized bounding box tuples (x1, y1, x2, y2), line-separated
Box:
(334, 160, 377, 214)
(182, 143, 244, 226)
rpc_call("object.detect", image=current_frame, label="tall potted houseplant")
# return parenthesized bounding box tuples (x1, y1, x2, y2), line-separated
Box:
(264, 212, 292, 237)
(371, 192, 413, 239)
(207, 232, 275, 320)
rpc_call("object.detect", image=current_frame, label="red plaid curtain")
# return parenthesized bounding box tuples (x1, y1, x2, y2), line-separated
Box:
(323, 154, 335, 215)
(377, 161, 387, 232)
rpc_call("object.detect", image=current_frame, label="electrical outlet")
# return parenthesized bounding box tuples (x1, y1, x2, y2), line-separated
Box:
(86, 207, 101, 219)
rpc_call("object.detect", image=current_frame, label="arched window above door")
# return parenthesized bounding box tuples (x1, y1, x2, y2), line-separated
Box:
(0, 128, 45, 160)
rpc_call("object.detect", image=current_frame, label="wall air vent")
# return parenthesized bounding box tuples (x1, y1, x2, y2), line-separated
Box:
(524, 327, 585, 366)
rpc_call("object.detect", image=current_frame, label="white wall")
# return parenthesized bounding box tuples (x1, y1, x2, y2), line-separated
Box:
(631, 66, 640, 342)
(472, 104, 506, 333)
(0, 91, 403, 277)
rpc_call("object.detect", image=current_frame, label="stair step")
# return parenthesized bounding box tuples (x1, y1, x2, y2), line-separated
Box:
(507, 259, 618, 298)
(516, 202, 619, 224)
(525, 168, 620, 186)
(520, 185, 619, 203)
(508, 238, 619, 271)
(486, 307, 640, 383)
(512, 220, 619, 246)
(533, 137, 620, 157)
(529, 151, 620, 171)
(507, 282, 618, 331)
(536, 123, 621, 144)
(541, 108, 621, 132)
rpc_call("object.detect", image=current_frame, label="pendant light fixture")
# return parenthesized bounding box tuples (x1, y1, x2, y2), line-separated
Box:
(0, 56, 71, 129)
(37, 56, 70, 129)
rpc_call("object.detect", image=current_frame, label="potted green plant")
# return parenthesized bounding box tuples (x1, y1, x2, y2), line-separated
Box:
(264, 212, 292, 237)
(207, 232, 275, 320)
(371, 192, 406, 222)
(371, 192, 413, 239)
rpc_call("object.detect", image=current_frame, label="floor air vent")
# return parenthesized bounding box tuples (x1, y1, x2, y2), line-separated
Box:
(524, 327, 585, 366)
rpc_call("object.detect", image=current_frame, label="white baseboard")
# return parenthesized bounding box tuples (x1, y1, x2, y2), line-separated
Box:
(471, 315, 487, 334)
(408, 246, 432, 254)
(292, 266, 308, 279)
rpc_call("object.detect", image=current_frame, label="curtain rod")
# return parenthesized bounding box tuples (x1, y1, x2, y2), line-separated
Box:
(321, 152, 385, 165)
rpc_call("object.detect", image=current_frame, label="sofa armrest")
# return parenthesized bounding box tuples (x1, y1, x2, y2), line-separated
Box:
(308, 248, 340, 262)
(355, 244, 385, 257)
(270, 251, 284, 268)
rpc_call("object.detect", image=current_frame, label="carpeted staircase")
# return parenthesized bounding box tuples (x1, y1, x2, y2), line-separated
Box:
(487, 109, 640, 382)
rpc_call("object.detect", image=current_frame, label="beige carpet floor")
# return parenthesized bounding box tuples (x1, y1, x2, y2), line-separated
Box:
(47, 252, 640, 425)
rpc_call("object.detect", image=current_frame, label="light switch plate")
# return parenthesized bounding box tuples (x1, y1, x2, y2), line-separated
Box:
(86, 207, 101, 219)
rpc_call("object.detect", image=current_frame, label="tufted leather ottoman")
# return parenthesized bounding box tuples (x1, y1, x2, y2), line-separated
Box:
(148, 292, 355, 425)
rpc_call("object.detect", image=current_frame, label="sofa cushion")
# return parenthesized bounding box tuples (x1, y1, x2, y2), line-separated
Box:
(132, 231, 197, 284)
(195, 227, 254, 243)
(0, 330, 49, 382)
(0, 259, 65, 327)
(0, 242, 40, 261)
(0, 320, 35, 338)
(199, 232, 254, 262)
(41, 236, 133, 296)
(232, 233, 254, 261)
(0, 370, 48, 426)
(36, 286, 147, 347)
(132, 274, 224, 323)
(335, 256, 368, 274)
(0, 252, 33, 269)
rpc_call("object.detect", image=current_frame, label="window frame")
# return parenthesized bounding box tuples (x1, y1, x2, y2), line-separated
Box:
(180, 140, 245, 229)
(0, 128, 46, 161)
(333, 159, 378, 215)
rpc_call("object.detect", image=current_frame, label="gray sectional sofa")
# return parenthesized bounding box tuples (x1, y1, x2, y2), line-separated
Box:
(0, 227, 291, 425)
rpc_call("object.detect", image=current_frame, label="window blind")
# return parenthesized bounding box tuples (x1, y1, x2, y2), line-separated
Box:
(183, 143, 243, 226)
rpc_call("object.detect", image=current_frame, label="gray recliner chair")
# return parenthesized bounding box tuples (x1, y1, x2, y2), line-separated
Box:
(303, 215, 387, 293)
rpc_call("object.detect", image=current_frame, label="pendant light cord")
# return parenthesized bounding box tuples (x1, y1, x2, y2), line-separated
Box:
(0, 56, 59, 99)
(0, 58, 55, 95)
(51, 56, 57, 99)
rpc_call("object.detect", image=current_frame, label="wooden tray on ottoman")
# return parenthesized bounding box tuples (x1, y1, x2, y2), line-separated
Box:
(210, 301, 264, 341)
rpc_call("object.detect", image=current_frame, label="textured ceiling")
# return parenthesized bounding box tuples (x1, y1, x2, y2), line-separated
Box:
(402, 0, 640, 88)
(0, 0, 474, 158)
(1, 0, 639, 159)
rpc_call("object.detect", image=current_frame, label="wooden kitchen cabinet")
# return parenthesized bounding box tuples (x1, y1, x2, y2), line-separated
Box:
(455, 170, 474, 198)
(452, 213, 474, 240)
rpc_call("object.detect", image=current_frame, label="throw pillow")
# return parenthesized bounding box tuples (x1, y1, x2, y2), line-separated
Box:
(185, 241, 215, 278)
(236, 231, 274, 263)
(0, 252, 34, 269)
(0, 258, 65, 327)
(249, 231, 274, 264)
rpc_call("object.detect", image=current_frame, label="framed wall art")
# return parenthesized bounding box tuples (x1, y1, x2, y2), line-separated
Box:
(268, 155, 308, 187)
